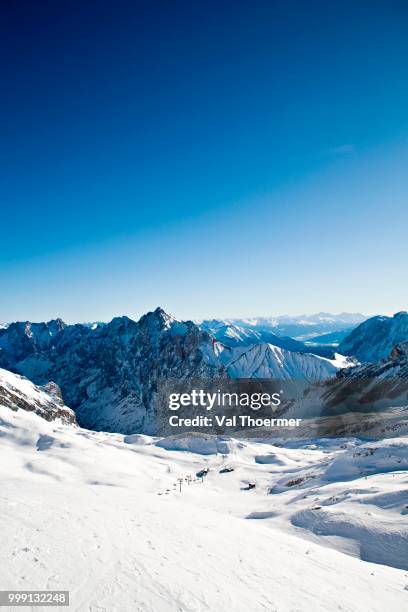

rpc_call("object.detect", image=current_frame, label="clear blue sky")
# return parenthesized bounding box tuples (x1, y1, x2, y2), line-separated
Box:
(1, 0, 407, 322)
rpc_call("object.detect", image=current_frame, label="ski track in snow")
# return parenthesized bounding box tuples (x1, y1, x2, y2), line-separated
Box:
(0, 406, 407, 612)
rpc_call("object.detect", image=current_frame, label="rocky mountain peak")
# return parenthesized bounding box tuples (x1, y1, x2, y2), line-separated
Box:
(136, 307, 179, 337)
(393, 311, 408, 319)
(41, 381, 64, 405)
(106, 315, 137, 331)
(46, 318, 67, 333)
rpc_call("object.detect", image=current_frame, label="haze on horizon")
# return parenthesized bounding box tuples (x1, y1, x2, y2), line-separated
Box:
(0, 306, 397, 328)
(1, 1, 407, 323)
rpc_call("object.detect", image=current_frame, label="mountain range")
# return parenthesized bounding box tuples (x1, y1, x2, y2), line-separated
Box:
(199, 312, 367, 342)
(0, 308, 353, 434)
(1, 308, 408, 434)
(197, 321, 307, 351)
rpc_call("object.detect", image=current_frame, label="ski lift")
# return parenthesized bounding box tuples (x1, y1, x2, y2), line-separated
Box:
(196, 467, 209, 478)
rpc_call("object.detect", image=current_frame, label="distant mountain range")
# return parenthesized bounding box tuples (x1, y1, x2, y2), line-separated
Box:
(199, 312, 367, 342)
(0, 311, 367, 342)
(0, 308, 353, 434)
(1, 308, 407, 434)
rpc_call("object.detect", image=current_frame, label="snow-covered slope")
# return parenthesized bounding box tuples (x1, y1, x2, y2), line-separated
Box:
(0, 367, 76, 424)
(339, 311, 408, 362)
(0, 406, 407, 611)
(200, 321, 307, 351)
(218, 342, 354, 381)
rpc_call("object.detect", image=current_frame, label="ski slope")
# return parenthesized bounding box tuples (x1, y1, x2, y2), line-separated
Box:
(0, 406, 407, 611)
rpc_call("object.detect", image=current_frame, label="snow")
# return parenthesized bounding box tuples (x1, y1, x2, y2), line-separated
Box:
(324, 438, 408, 481)
(0, 367, 60, 409)
(0, 367, 75, 426)
(220, 343, 352, 380)
(324, 351, 355, 369)
(156, 433, 229, 455)
(0, 406, 407, 611)
(199, 313, 368, 341)
(0, 310, 360, 435)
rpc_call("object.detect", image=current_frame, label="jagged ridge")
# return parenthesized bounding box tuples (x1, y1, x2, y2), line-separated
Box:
(0, 368, 76, 424)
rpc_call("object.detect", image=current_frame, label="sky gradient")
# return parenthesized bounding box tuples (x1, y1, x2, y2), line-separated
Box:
(1, 1, 407, 322)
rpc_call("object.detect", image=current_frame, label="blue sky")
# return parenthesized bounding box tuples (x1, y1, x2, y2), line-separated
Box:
(1, 1, 407, 322)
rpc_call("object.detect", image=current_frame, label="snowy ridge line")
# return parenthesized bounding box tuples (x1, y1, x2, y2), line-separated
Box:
(0, 308, 354, 434)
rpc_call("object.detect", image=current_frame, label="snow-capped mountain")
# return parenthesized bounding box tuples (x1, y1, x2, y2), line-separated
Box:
(216, 342, 354, 381)
(0, 308, 224, 434)
(284, 341, 408, 425)
(0, 308, 353, 434)
(200, 312, 367, 342)
(339, 311, 408, 362)
(0, 318, 66, 369)
(339, 340, 408, 379)
(0, 367, 76, 424)
(200, 321, 306, 351)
